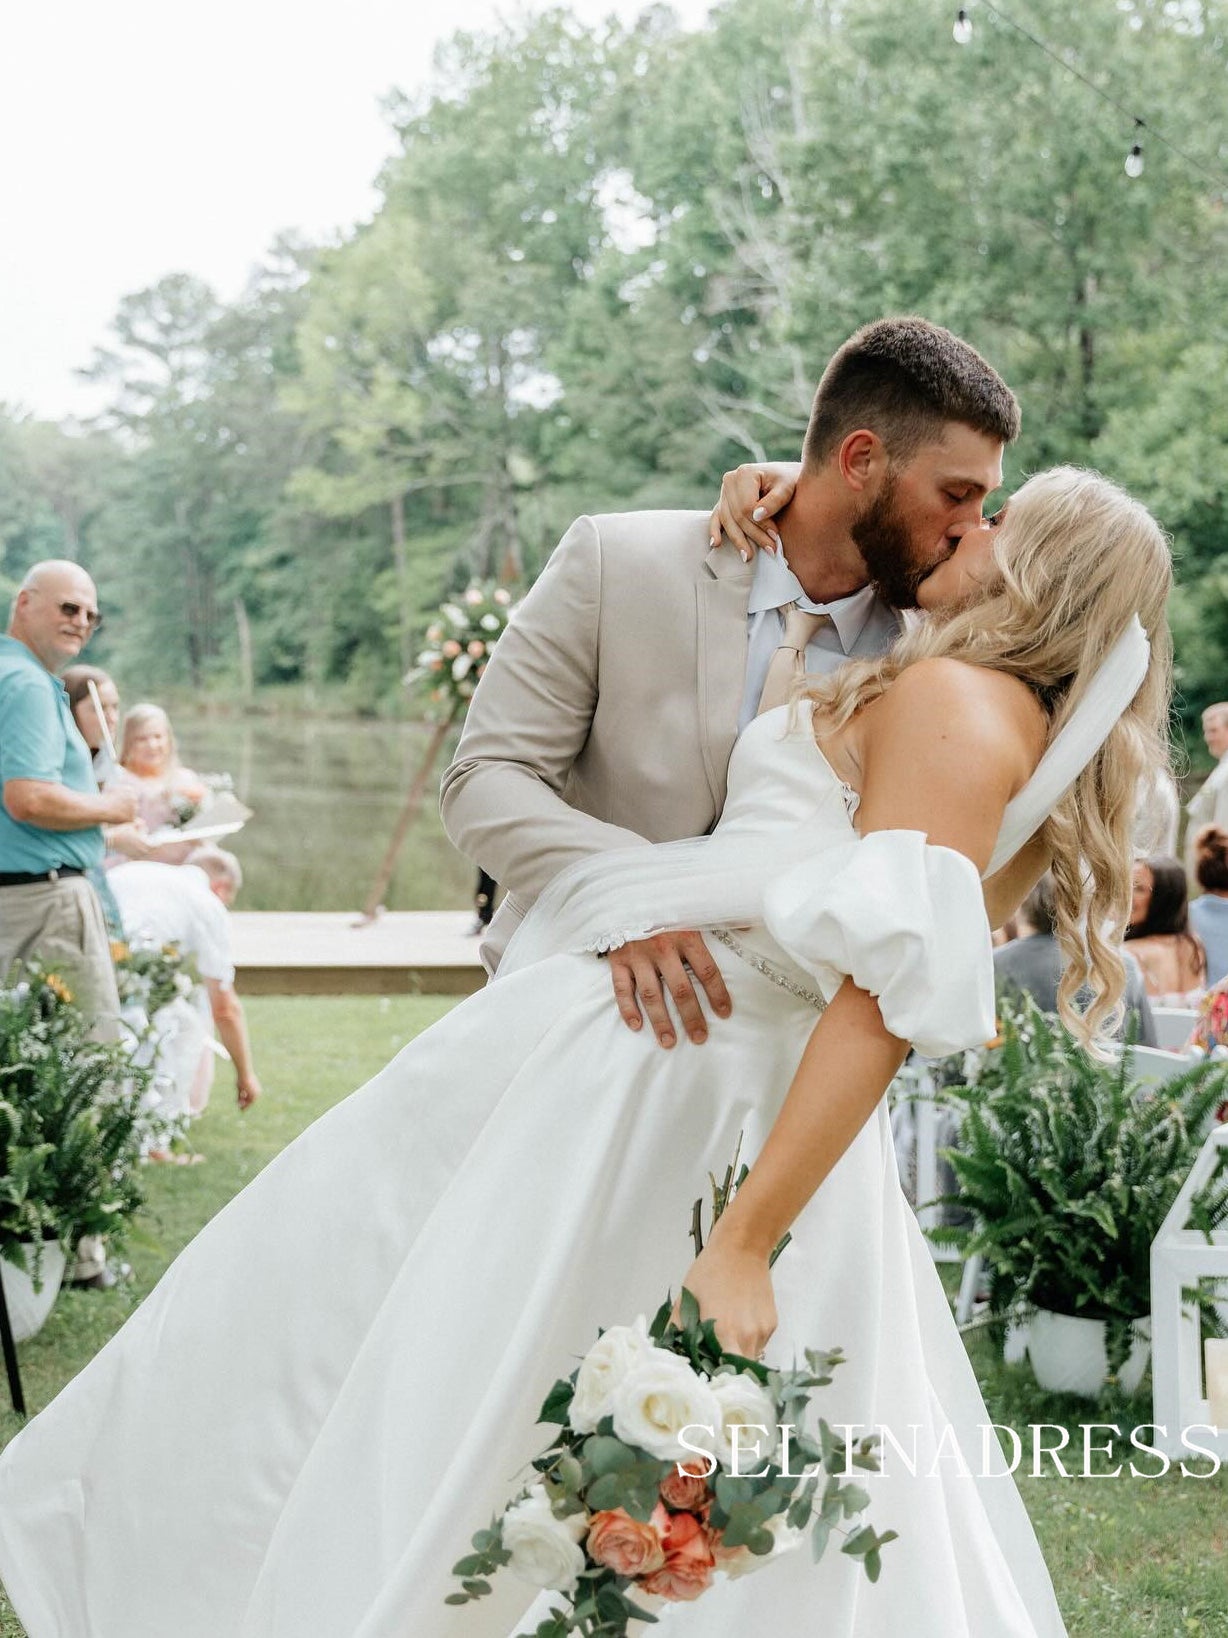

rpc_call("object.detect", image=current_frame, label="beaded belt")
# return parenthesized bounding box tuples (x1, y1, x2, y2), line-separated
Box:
(710, 929, 827, 1012)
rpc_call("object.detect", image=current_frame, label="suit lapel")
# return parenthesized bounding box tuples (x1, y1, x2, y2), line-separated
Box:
(696, 544, 753, 815)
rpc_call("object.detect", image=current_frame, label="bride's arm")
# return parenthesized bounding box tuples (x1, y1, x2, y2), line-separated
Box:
(679, 659, 1045, 1356)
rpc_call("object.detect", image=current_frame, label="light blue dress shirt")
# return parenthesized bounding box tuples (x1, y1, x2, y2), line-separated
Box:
(737, 549, 902, 731)
(1190, 895, 1228, 987)
(0, 634, 104, 872)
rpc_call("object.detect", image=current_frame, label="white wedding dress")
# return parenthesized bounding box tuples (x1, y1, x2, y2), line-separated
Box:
(0, 681, 1132, 1638)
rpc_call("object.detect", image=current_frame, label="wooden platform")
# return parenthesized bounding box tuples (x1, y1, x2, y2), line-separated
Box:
(231, 911, 487, 996)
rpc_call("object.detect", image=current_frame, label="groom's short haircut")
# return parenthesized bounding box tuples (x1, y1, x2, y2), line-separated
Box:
(802, 316, 1020, 469)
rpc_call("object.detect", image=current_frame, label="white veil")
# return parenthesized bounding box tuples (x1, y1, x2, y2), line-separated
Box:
(499, 616, 1151, 976)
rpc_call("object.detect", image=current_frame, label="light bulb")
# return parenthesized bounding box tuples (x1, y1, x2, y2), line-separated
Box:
(1125, 143, 1144, 178)
(953, 9, 973, 45)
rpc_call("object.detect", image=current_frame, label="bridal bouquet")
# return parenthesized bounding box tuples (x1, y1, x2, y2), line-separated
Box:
(447, 1152, 896, 1634)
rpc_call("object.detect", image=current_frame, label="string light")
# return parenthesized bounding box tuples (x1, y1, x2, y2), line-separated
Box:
(952, 1, 1228, 193)
(1125, 119, 1145, 178)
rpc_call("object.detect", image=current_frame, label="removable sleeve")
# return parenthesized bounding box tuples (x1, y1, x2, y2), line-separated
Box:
(762, 829, 996, 1059)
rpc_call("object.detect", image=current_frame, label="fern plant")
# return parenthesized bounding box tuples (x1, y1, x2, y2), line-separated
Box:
(930, 996, 1228, 1370)
(0, 962, 151, 1285)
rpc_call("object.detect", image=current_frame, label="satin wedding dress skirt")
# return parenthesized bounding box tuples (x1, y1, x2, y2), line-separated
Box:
(0, 707, 1067, 1637)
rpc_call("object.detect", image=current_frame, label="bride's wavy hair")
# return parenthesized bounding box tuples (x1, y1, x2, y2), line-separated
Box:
(803, 465, 1173, 1049)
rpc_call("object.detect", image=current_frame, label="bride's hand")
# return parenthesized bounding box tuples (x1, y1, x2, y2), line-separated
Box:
(673, 1235, 777, 1360)
(707, 461, 802, 561)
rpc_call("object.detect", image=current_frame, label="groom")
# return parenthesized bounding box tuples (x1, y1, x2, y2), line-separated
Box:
(440, 316, 1019, 1044)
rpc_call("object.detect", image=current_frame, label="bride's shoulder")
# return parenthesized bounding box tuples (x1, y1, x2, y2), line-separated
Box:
(868, 658, 1047, 776)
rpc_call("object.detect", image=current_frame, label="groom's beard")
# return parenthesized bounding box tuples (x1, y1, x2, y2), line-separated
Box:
(849, 482, 935, 611)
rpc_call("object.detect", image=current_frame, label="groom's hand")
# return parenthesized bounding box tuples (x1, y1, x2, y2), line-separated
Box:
(607, 931, 731, 1047)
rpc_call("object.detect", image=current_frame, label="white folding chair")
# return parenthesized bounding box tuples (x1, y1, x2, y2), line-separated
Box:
(1150, 1007, 1200, 1052)
(1123, 1044, 1200, 1085)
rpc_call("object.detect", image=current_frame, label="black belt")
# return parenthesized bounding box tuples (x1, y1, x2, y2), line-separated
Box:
(0, 866, 86, 888)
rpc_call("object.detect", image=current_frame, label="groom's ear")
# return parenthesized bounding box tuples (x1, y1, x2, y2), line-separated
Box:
(836, 428, 887, 494)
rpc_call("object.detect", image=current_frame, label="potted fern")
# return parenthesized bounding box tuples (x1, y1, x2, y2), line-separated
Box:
(930, 996, 1228, 1397)
(0, 963, 150, 1341)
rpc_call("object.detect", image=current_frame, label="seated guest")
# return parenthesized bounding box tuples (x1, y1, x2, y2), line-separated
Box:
(62, 664, 155, 874)
(995, 873, 1157, 1045)
(110, 702, 207, 866)
(61, 663, 119, 783)
(1189, 825, 1228, 987)
(1126, 854, 1207, 1004)
(108, 846, 261, 1158)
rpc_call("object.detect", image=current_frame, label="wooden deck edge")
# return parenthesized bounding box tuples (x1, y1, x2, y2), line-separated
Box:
(235, 966, 486, 998)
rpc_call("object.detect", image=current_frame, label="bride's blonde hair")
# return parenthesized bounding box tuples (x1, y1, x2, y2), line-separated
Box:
(804, 465, 1173, 1049)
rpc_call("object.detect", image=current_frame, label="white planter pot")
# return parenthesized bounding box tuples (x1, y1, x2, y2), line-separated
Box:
(0, 1239, 67, 1344)
(1027, 1308, 1151, 1398)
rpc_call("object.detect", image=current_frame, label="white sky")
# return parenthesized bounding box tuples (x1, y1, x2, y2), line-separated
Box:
(0, 0, 712, 422)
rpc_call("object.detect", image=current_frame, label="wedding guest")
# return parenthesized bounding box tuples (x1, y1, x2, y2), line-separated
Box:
(108, 846, 261, 1154)
(1134, 765, 1180, 856)
(62, 664, 156, 878)
(1186, 702, 1228, 859)
(61, 663, 119, 783)
(0, 562, 138, 1289)
(110, 702, 207, 865)
(1126, 854, 1207, 1003)
(0, 563, 136, 1034)
(1189, 825, 1228, 986)
(995, 873, 1156, 1044)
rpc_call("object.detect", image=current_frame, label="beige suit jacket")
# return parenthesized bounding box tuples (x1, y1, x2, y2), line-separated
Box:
(440, 510, 894, 970)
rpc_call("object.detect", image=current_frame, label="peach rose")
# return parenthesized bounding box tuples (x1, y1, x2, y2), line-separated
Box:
(441, 639, 462, 658)
(659, 1461, 711, 1514)
(586, 1507, 666, 1578)
(639, 1509, 715, 1601)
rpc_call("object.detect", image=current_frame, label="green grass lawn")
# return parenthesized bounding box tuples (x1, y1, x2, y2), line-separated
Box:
(2, 995, 1226, 1635)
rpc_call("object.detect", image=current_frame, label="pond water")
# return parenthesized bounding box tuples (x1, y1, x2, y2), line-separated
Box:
(173, 713, 477, 914)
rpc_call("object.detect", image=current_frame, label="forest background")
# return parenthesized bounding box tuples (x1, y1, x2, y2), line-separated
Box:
(3, 0, 1227, 744)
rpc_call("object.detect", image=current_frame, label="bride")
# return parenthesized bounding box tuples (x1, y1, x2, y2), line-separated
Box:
(0, 467, 1170, 1638)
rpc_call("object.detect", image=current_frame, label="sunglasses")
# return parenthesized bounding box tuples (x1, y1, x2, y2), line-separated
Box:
(56, 600, 103, 632)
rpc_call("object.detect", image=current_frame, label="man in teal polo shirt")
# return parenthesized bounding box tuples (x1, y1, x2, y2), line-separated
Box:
(0, 560, 138, 1035)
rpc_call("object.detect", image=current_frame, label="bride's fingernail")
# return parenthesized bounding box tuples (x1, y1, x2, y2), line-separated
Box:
(739, 547, 751, 563)
(752, 506, 766, 521)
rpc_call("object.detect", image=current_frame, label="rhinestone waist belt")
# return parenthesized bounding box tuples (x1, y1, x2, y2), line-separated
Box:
(710, 929, 827, 1013)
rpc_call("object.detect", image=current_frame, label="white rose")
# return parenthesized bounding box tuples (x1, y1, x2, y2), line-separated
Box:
(716, 1510, 807, 1581)
(708, 1371, 780, 1472)
(569, 1315, 655, 1434)
(611, 1351, 721, 1463)
(502, 1488, 588, 1593)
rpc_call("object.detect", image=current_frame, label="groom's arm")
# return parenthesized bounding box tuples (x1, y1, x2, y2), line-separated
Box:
(440, 515, 649, 905)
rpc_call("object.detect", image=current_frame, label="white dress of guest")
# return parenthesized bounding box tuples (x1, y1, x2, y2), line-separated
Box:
(108, 862, 234, 1125)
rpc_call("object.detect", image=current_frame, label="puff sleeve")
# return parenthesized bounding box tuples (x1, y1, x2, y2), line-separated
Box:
(761, 829, 995, 1059)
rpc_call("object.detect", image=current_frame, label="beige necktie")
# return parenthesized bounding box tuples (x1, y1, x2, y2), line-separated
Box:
(756, 603, 829, 716)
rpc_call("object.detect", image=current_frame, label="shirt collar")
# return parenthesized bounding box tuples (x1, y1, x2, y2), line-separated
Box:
(746, 549, 881, 654)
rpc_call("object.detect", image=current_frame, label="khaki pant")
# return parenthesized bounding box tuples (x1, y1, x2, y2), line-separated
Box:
(0, 874, 120, 1041)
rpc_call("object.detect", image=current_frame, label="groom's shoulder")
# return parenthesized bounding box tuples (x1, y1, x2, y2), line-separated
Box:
(559, 509, 713, 568)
